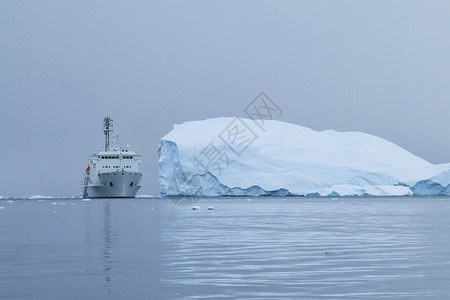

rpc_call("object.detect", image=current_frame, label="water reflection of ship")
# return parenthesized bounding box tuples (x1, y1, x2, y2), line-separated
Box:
(103, 201, 113, 293)
(83, 199, 163, 297)
(83, 200, 114, 294)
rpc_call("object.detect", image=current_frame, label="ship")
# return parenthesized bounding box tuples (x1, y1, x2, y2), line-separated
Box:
(82, 117, 142, 198)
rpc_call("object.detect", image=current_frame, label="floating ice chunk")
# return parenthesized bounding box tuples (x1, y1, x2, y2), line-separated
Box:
(29, 195, 55, 200)
(192, 206, 200, 210)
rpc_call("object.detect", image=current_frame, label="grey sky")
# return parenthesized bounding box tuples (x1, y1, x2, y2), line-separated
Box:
(1, 0, 449, 197)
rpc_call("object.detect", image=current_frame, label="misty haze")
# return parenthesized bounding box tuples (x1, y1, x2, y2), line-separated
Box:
(1, 1, 450, 299)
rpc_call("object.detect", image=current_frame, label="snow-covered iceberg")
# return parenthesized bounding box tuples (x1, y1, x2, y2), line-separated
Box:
(159, 117, 450, 197)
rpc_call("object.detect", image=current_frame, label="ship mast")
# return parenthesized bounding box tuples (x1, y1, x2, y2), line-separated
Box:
(103, 117, 113, 151)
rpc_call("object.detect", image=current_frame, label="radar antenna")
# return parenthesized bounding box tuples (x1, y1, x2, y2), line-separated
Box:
(104, 117, 113, 151)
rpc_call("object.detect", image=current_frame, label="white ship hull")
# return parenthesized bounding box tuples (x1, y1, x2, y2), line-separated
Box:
(82, 172, 142, 198)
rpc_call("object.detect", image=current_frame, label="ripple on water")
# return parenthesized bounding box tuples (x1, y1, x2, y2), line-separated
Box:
(160, 198, 450, 299)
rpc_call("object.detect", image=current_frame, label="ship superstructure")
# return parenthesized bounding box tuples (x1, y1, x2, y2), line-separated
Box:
(82, 117, 142, 198)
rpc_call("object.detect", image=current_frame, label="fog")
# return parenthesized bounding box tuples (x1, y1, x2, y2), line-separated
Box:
(1, 0, 449, 197)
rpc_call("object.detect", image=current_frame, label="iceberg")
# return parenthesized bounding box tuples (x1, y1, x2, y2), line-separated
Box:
(159, 117, 450, 197)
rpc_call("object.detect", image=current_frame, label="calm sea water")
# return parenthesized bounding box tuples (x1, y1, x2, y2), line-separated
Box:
(1, 197, 450, 299)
